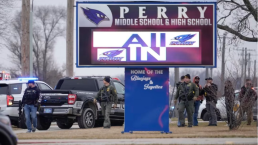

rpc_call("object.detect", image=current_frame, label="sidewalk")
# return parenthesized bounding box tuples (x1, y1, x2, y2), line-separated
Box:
(18, 138, 258, 145)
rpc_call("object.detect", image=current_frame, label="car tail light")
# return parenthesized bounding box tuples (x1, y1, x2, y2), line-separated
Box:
(7, 95, 14, 106)
(68, 94, 77, 104)
(113, 78, 120, 81)
(71, 77, 82, 79)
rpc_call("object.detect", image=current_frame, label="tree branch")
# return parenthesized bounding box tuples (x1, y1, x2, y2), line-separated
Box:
(217, 24, 258, 42)
(243, 0, 257, 21)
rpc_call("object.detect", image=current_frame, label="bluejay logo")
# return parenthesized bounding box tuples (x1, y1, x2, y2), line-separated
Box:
(170, 34, 196, 45)
(81, 7, 109, 25)
(98, 49, 126, 61)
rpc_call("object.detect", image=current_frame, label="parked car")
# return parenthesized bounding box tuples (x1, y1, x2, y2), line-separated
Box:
(198, 91, 240, 121)
(0, 113, 17, 145)
(37, 76, 124, 130)
(0, 78, 53, 129)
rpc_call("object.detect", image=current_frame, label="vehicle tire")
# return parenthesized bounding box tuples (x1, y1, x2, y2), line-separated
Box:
(37, 116, 51, 130)
(56, 119, 74, 129)
(18, 110, 27, 129)
(202, 112, 209, 121)
(77, 108, 95, 129)
(0, 129, 15, 145)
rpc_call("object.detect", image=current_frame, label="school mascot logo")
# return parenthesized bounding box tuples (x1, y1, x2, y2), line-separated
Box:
(170, 34, 196, 45)
(79, 5, 113, 27)
(98, 49, 126, 61)
(81, 7, 109, 25)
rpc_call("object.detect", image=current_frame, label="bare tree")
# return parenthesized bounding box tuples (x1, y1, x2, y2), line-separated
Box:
(0, 0, 14, 39)
(33, 6, 66, 81)
(5, 6, 66, 85)
(217, 0, 258, 43)
(5, 12, 22, 71)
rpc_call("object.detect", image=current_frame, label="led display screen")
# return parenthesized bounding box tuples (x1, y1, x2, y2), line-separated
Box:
(76, 2, 216, 67)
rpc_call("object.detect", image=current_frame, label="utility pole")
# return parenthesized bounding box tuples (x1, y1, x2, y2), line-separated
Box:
(174, 68, 179, 83)
(244, 48, 247, 82)
(221, 32, 227, 94)
(248, 53, 251, 79)
(66, 0, 74, 77)
(29, 0, 34, 77)
(210, 68, 213, 78)
(21, 0, 30, 77)
(241, 48, 244, 86)
(205, 68, 209, 78)
(254, 60, 257, 86)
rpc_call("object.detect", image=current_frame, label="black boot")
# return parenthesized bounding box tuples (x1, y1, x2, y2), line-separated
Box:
(178, 124, 185, 127)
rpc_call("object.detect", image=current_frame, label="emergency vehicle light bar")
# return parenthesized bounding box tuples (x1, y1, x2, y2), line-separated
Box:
(18, 78, 38, 81)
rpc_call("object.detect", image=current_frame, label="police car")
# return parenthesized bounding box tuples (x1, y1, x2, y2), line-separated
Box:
(0, 78, 52, 128)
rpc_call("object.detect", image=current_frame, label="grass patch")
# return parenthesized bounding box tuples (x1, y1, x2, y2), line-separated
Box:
(17, 122, 257, 140)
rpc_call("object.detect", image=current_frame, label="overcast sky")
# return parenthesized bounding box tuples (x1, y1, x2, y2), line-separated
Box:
(0, 0, 257, 78)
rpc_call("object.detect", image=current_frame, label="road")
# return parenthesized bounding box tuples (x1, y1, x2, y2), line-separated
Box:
(18, 138, 258, 145)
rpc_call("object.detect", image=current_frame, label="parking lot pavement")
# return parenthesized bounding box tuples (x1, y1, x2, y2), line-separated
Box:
(14, 123, 80, 134)
(18, 138, 258, 145)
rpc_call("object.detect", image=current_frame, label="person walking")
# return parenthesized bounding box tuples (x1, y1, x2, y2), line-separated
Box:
(224, 80, 236, 129)
(238, 79, 257, 125)
(174, 74, 199, 127)
(203, 77, 218, 126)
(94, 76, 118, 129)
(192, 76, 204, 126)
(21, 80, 41, 133)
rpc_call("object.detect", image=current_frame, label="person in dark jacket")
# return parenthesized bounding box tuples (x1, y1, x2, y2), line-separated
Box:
(21, 80, 40, 133)
(203, 77, 218, 126)
(238, 79, 257, 125)
(224, 80, 235, 129)
(192, 76, 204, 126)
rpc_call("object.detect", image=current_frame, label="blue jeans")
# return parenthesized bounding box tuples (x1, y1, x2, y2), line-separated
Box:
(24, 104, 37, 131)
(193, 101, 201, 126)
(178, 109, 187, 126)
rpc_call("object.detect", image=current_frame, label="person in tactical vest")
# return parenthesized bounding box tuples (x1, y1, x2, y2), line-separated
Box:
(94, 76, 118, 129)
(177, 76, 187, 126)
(174, 74, 199, 127)
(21, 80, 40, 133)
(203, 77, 218, 126)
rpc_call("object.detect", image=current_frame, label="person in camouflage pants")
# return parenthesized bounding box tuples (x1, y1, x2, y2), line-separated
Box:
(174, 74, 199, 127)
(94, 76, 118, 129)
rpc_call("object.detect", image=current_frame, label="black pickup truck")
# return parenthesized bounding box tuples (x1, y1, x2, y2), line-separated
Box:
(36, 76, 125, 130)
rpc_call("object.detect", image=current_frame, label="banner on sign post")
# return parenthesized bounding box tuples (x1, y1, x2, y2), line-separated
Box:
(124, 68, 170, 133)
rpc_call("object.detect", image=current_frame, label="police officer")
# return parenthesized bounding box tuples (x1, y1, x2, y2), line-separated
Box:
(203, 77, 218, 126)
(176, 76, 186, 126)
(174, 74, 199, 127)
(94, 76, 118, 129)
(21, 80, 40, 133)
